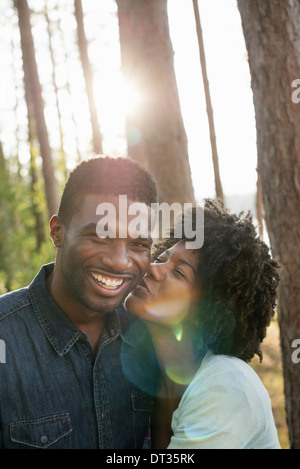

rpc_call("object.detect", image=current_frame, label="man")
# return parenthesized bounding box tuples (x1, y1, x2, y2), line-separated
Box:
(0, 156, 160, 449)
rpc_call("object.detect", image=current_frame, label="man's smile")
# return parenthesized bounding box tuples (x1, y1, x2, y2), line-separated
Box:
(90, 272, 125, 290)
(87, 269, 135, 297)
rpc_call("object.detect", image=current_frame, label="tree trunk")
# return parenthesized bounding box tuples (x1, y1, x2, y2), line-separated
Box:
(238, 0, 300, 449)
(0, 143, 13, 291)
(74, 0, 103, 155)
(10, 33, 22, 175)
(192, 0, 224, 202)
(256, 174, 264, 239)
(116, 0, 195, 204)
(23, 55, 46, 249)
(14, 0, 59, 218)
(55, 4, 82, 162)
(45, 0, 67, 179)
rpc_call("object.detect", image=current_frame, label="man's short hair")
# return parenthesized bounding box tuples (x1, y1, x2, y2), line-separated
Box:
(58, 155, 158, 227)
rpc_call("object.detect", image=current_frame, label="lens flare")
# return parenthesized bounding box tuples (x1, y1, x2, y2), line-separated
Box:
(172, 324, 183, 342)
(121, 81, 141, 116)
(165, 368, 190, 386)
(126, 125, 142, 146)
(146, 298, 190, 326)
(182, 426, 212, 442)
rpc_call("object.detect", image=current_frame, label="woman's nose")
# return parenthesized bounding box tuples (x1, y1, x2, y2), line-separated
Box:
(146, 262, 166, 281)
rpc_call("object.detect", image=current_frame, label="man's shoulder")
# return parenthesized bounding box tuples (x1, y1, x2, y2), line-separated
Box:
(0, 286, 31, 321)
(0, 264, 51, 322)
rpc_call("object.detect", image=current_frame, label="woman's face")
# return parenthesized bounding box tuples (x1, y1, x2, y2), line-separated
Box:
(125, 241, 201, 326)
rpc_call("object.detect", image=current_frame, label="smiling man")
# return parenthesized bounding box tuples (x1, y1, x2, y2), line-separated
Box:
(0, 156, 160, 449)
(48, 193, 153, 352)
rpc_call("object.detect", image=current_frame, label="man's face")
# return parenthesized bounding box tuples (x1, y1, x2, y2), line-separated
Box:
(59, 194, 152, 314)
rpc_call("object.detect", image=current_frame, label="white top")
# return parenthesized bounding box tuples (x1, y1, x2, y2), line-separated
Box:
(168, 351, 281, 449)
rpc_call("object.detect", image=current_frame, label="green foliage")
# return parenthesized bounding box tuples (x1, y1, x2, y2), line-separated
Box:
(0, 155, 55, 294)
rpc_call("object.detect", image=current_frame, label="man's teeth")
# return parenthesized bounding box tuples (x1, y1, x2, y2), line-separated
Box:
(91, 273, 124, 289)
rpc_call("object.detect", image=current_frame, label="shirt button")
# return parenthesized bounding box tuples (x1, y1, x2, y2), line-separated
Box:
(110, 329, 114, 336)
(40, 435, 48, 444)
(101, 413, 107, 419)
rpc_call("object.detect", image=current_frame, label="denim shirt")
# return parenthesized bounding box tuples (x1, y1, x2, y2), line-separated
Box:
(0, 264, 159, 449)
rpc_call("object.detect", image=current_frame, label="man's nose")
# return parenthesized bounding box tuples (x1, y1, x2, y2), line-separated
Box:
(100, 242, 132, 272)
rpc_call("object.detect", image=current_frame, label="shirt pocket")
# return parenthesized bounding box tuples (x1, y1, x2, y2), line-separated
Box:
(131, 387, 155, 448)
(131, 388, 155, 412)
(9, 413, 72, 449)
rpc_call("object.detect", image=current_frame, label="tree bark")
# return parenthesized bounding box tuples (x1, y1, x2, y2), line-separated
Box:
(116, 0, 195, 204)
(192, 0, 223, 202)
(55, 4, 82, 162)
(14, 0, 59, 218)
(45, 0, 67, 179)
(74, 0, 103, 155)
(0, 143, 11, 291)
(256, 174, 264, 239)
(23, 50, 46, 249)
(238, 0, 300, 449)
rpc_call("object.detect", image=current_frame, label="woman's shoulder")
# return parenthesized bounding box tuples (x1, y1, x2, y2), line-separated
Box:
(186, 351, 270, 406)
(200, 351, 262, 380)
(170, 351, 281, 449)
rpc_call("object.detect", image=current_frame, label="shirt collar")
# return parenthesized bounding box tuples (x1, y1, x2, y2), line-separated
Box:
(29, 264, 135, 356)
(115, 304, 138, 347)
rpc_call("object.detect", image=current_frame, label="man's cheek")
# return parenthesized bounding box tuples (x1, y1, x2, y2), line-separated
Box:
(139, 253, 152, 275)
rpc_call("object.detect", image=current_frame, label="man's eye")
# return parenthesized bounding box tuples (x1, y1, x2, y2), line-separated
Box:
(81, 232, 98, 238)
(91, 233, 106, 239)
(131, 242, 150, 249)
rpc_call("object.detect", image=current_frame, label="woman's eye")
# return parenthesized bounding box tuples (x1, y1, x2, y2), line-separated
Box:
(154, 257, 164, 263)
(174, 269, 186, 279)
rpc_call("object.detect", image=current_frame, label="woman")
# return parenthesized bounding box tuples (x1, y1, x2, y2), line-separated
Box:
(125, 199, 281, 449)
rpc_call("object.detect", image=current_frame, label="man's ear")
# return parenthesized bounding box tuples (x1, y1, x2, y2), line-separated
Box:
(49, 215, 65, 248)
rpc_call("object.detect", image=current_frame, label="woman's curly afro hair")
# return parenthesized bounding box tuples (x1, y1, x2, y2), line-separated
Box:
(152, 198, 280, 363)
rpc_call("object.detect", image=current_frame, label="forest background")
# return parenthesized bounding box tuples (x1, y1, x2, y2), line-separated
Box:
(1, 0, 299, 449)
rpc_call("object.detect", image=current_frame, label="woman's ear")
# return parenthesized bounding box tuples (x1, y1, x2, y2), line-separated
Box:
(49, 215, 64, 248)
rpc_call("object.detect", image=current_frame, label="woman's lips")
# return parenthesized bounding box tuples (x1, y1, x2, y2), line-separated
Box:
(133, 278, 151, 295)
